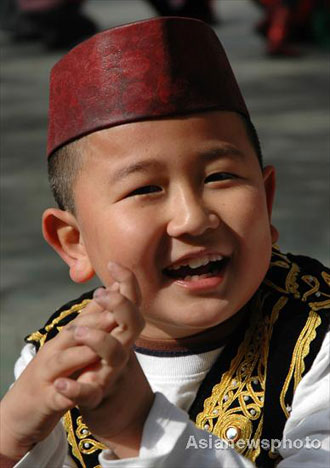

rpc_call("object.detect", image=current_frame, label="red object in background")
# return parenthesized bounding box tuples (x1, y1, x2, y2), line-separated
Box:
(254, 0, 319, 55)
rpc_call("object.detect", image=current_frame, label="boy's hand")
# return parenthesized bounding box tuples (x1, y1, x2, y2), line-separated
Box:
(53, 263, 154, 458)
(0, 263, 153, 460)
(0, 298, 115, 461)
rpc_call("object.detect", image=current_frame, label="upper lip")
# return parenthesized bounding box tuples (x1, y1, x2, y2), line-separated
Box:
(163, 250, 227, 271)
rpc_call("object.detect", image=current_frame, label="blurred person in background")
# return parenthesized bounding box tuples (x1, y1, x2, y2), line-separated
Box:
(254, 0, 330, 55)
(11, 0, 219, 49)
(13, 0, 97, 49)
(146, 0, 220, 24)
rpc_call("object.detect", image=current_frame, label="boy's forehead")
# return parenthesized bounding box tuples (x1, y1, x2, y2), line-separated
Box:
(82, 111, 250, 166)
(47, 17, 250, 160)
(87, 110, 243, 141)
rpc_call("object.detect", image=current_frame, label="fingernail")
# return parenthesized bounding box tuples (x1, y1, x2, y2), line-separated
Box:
(74, 326, 89, 338)
(109, 282, 120, 292)
(55, 379, 68, 392)
(93, 287, 107, 298)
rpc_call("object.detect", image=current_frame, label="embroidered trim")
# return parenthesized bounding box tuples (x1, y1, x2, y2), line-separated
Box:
(195, 293, 287, 461)
(76, 416, 108, 454)
(26, 299, 91, 347)
(63, 412, 87, 468)
(280, 310, 322, 418)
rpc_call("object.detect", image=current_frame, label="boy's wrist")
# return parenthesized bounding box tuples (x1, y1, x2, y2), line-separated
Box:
(0, 401, 35, 462)
(0, 435, 32, 463)
(98, 391, 155, 459)
(0, 426, 34, 462)
(100, 419, 143, 459)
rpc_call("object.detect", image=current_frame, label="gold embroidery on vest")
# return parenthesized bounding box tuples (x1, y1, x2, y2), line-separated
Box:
(285, 263, 300, 298)
(322, 271, 330, 286)
(301, 275, 320, 301)
(63, 411, 106, 466)
(195, 293, 287, 462)
(264, 262, 300, 297)
(26, 299, 91, 346)
(309, 299, 330, 312)
(76, 416, 108, 454)
(26, 330, 45, 345)
(63, 411, 87, 468)
(280, 310, 322, 418)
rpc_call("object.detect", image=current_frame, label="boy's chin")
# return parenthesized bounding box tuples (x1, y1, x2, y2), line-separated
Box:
(144, 298, 239, 339)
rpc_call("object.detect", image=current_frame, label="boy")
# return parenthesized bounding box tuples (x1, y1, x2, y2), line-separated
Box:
(0, 16, 329, 468)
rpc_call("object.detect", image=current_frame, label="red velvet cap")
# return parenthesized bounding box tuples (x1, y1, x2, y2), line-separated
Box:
(47, 16, 249, 157)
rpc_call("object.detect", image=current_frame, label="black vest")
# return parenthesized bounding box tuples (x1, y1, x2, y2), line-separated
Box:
(26, 247, 330, 467)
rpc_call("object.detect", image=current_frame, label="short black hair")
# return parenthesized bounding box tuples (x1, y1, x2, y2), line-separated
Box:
(48, 138, 85, 213)
(241, 115, 263, 167)
(47, 115, 263, 213)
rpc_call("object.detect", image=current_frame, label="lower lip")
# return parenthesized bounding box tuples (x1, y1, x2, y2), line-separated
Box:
(173, 272, 225, 291)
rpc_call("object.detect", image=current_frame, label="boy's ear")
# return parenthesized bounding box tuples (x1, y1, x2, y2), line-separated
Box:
(263, 165, 279, 244)
(42, 208, 95, 283)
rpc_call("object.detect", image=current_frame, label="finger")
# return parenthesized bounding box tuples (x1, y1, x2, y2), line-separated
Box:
(91, 292, 145, 346)
(40, 322, 85, 353)
(73, 326, 127, 366)
(69, 308, 117, 333)
(107, 262, 141, 306)
(43, 345, 100, 382)
(78, 293, 105, 317)
(53, 378, 103, 409)
(49, 385, 76, 413)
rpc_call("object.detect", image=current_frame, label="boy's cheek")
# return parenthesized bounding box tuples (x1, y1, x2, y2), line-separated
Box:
(219, 191, 271, 236)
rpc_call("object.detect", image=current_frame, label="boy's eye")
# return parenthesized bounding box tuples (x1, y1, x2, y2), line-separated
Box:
(127, 185, 162, 197)
(205, 172, 235, 183)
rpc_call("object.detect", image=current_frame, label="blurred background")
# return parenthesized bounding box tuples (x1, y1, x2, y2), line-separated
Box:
(1, 0, 329, 397)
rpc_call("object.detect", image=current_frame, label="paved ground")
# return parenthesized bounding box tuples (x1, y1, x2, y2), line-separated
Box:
(1, 0, 329, 396)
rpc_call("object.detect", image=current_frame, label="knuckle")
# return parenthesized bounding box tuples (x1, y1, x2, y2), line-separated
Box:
(79, 299, 103, 316)
(55, 351, 66, 367)
(99, 310, 113, 328)
(62, 323, 76, 334)
(109, 292, 126, 309)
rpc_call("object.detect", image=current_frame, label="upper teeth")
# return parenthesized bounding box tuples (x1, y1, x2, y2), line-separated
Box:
(169, 254, 223, 270)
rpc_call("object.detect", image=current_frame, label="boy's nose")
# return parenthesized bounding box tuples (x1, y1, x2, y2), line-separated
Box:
(166, 190, 220, 238)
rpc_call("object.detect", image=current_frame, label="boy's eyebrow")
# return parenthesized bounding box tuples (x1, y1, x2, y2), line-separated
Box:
(197, 145, 244, 161)
(111, 160, 164, 183)
(111, 145, 244, 182)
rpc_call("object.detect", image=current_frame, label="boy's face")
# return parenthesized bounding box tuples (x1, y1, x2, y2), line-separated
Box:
(60, 111, 276, 339)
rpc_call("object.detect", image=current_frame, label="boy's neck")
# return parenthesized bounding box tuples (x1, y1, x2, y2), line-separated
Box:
(135, 307, 248, 355)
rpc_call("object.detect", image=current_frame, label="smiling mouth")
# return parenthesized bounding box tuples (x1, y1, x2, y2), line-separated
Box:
(163, 256, 228, 282)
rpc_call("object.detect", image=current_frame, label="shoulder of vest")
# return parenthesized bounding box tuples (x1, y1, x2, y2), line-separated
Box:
(25, 289, 96, 349)
(263, 245, 330, 317)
